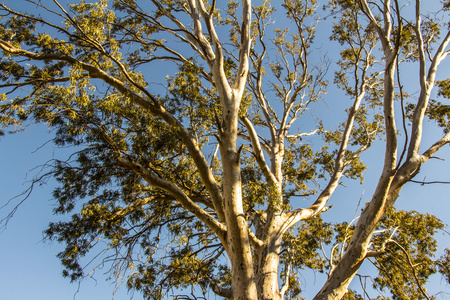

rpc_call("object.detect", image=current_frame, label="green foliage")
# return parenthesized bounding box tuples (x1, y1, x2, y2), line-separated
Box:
(283, 216, 332, 271)
(0, 2, 223, 293)
(437, 248, 450, 284)
(1, 0, 450, 299)
(283, 143, 318, 201)
(281, 216, 333, 299)
(318, 209, 447, 299)
(341, 289, 364, 300)
(404, 79, 450, 133)
(167, 60, 221, 134)
(370, 209, 444, 299)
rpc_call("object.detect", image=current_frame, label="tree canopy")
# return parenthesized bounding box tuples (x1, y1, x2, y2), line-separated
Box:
(1, 0, 450, 299)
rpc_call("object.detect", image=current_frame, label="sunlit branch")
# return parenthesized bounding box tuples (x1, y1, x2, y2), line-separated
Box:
(117, 156, 227, 245)
(234, 0, 251, 93)
(358, 0, 391, 51)
(241, 116, 277, 185)
(393, 132, 450, 193)
(282, 83, 366, 232)
(286, 129, 320, 140)
(1, 38, 228, 224)
(407, 27, 450, 158)
(279, 248, 292, 298)
(410, 179, 450, 185)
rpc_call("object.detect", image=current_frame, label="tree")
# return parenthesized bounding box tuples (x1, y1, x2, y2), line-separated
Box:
(1, 0, 450, 299)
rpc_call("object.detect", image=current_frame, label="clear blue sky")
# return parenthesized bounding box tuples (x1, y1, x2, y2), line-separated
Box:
(1, 1, 450, 300)
(0, 125, 145, 300)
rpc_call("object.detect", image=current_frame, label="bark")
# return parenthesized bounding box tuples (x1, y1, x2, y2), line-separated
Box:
(314, 1, 450, 298)
(220, 92, 258, 299)
(3, 1, 450, 299)
(313, 5, 400, 293)
(215, 0, 257, 297)
(254, 223, 284, 300)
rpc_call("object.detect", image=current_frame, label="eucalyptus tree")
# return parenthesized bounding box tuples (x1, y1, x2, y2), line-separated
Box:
(1, 0, 450, 299)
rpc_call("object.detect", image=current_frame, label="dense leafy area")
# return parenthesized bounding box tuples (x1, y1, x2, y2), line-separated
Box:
(1, 0, 450, 299)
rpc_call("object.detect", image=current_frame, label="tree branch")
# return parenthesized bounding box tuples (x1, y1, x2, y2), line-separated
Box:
(389, 239, 432, 300)
(234, 0, 251, 94)
(241, 116, 277, 186)
(0, 38, 226, 223)
(282, 88, 366, 232)
(116, 157, 227, 245)
(407, 28, 450, 158)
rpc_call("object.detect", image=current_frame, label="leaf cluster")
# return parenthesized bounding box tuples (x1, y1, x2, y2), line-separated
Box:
(370, 209, 444, 299)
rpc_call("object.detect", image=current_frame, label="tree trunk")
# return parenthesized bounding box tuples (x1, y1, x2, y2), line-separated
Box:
(254, 216, 284, 300)
(220, 93, 258, 300)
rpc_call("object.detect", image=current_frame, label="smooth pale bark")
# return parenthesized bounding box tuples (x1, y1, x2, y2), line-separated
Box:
(220, 108, 258, 299)
(314, 1, 450, 298)
(313, 0, 400, 292)
(220, 0, 258, 297)
(3, 1, 450, 299)
(254, 216, 284, 300)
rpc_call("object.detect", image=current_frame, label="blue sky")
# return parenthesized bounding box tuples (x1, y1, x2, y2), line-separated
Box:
(2, 108, 450, 300)
(0, 125, 145, 300)
(1, 0, 450, 299)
